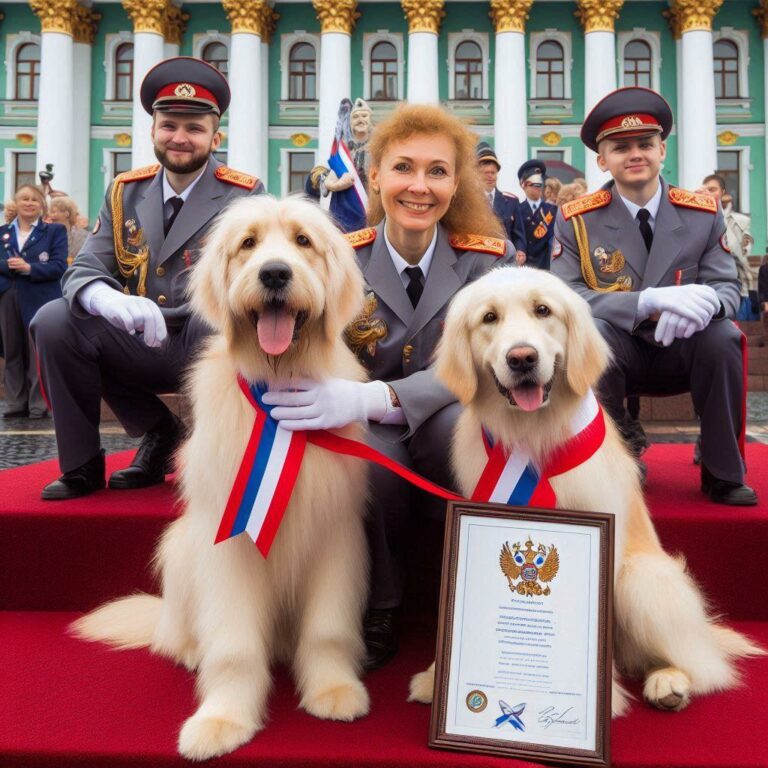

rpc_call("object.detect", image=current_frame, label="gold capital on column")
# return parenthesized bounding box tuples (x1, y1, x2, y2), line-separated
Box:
(313, 0, 359, 35)
(29, 0, 79, 35)
(260, 4, 279, 44)
(489, 0, 534, 33)
(662, 6, 683, 40)
(753, 1, 768, 39)
(122, 0, 170, 35)
(223, 0, 267, 36)
(164, 4, 189, 45)
(401, 0, 445, 34)
(668, 0, 723, 33)
(576, 0, 624, 33)
(73, 4, 101, 44)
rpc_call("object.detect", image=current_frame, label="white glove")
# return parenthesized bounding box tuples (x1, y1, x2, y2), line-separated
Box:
(79, 281, 167, 348)
(654, 310, 701, 347)
(637, 284, 720, 327)
(262, 378, 389, 431)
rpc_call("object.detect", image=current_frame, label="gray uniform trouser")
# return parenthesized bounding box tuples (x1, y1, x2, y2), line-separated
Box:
(30, 297, 211, 473)
(0, 284, 46, 414)
(594, 318, 745, 484)
(365, 401, 461, 610)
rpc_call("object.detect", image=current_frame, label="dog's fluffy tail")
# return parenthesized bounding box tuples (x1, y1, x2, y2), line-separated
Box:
(70, 593, 162, 650)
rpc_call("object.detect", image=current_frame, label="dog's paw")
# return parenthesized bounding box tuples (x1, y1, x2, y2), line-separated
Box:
(302, 680, 370, 721)
(178, 714, 258, 761)
(643, 667, 691, 712)
(408, 662, 435, 704)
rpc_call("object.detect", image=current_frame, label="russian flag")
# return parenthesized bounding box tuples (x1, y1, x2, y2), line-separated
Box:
(328, 138, 368, 233)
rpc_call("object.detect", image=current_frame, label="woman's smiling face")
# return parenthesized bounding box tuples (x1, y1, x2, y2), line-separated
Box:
(369, 133, 458, 238)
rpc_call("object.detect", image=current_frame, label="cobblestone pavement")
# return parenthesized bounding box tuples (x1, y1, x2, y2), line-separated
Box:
(0, 393, 766, 471)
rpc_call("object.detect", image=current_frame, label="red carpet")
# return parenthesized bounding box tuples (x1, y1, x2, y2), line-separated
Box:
(1, 444, 767, 767)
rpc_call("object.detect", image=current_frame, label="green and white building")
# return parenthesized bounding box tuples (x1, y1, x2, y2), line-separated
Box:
(0, 0, 766, 250)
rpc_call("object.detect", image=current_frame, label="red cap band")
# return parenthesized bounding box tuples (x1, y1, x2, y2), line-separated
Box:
(596, 113, 662, 143)
(154, 82, 219, 109)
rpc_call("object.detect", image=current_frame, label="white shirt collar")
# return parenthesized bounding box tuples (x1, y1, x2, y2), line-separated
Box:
(383, 221, 438, 287)
(619, 182, 663, 228)
(162, 162, 207, 204)
(11, 217, 40, 245)
(527, 197, 539, 211)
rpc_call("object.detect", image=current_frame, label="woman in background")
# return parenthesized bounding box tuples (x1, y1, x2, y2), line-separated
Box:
(48, 196, 89, 265)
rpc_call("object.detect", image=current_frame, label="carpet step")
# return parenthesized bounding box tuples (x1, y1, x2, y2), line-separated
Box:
(0, 611, 766, 768)
(1, 445, 767, 621)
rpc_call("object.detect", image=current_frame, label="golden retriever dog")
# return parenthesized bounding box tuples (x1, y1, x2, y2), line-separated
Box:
(409, 266, 762, 715)
(73, 196, 370, 760)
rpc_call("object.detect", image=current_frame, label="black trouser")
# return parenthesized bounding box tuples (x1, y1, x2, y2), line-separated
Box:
(30, 298, 211, 473)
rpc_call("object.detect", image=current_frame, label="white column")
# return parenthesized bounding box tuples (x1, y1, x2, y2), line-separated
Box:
(36, 31, 74, 194)
(131, 31, 166, 167)
(675, 36, 684, 183)
(764, 36, 768, 231)
(317, 32, 351, 162)
(227, 31, 263, 175)
(583, 31, 617, 191)
(406, 32, 439, 105)
(261, 38, 270, 187)
(494, 31, 527, 193)
(163, 41, 179, 58)
(679, 30, 717, 189)
(71, 39, 91, 213)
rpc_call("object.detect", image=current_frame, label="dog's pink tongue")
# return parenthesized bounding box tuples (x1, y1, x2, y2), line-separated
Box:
(257, 305, 295, 356)
(511, 385, 545, 412)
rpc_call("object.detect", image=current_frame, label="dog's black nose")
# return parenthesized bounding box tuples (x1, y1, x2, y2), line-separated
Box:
(506, 345, 539, 374)
(259, 262, 293, 290)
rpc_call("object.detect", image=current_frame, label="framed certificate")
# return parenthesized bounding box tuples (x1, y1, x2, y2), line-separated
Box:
(429, 501, 614, 767)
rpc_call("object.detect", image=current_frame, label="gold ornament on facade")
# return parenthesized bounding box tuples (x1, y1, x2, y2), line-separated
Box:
(401, 0, 445, 34)
(121, 0, 171, 35)
(488, 0, 533, 33)
(223, 0, 268, 36)
(29, 0, 79, 35)
(163, 4, 189, 46)
(718, 130, 739, 146)
(291, 133, 311, 147)
(662, 6, 683, 40)
(575, 0, 624, 33)
(114, 132, 132, 147)
(73, 5, 100, 44)
(753, 1, 768, 39)
(259, 4, 279, 44)
(313, 0, 360, 35)
(16, 133, 35, 145)
(541, 131, 562, 146)
(668, 0, 723, 34)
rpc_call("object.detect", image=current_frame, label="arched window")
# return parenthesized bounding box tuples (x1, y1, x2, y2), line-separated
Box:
(288, 42, 317, 101)
(202, 41, 228, 76)
(15, 43, 41, 101)
(454, 40, 482, 100)
(536, 40, 564, 100)
(714, 39, 739, 99)
(370, 41, 397, 100)
(623, 40, 651, 88)
(114, 43, 134, 102)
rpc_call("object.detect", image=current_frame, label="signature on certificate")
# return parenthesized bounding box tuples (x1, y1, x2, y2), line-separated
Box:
(538, 706, 581, 729)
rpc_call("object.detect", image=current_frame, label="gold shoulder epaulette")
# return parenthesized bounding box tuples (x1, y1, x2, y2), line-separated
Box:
(562, 189, 612, 221)
(215, 166, 260, 190)
(449, 233, 507, 258)
(668, 186, 717, 214)
(345, 227, 377, 249)
(116, 164, 160, 184)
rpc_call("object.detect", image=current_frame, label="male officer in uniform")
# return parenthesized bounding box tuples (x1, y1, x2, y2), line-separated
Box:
(518, 159, 558, 270)
(476, 142, 526, 261)
(31, 57, 264, 500)
(551, 86, 756, 505)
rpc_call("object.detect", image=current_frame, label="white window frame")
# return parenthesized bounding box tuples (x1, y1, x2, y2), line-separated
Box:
(3, 149, 37, 202)
(101, 148, 133, 192)
(280, 31, 321, 101)
(529, 30, 572, 100)
(193, 31, 231, 68)
(617, 29, 661, 92)
(712, 28, 749, 100)
(103, 32, 135, 102)
(447, 31, 489, 101)
(5, 32, 42, 101)
(716, 144, 751, 214)
(362, 31, 404, 102)
(279, 148, 318, 198)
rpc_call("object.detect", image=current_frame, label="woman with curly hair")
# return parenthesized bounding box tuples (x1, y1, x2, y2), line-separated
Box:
(266, 104, 514, 669)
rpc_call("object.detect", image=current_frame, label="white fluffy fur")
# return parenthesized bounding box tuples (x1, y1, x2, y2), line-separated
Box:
(72, 196, 371, 760)
(408, 266, 763, 715)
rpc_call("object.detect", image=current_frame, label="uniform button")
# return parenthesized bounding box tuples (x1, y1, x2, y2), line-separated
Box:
(403, 344, 414, 360)
(157, 294, 167, 306)
(156, 266, 166, 277)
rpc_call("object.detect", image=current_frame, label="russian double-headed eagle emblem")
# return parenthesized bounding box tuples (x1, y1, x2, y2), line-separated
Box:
(500, 538, 559, 597)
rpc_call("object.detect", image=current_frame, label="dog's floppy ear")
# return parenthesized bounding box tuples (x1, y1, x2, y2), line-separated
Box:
(562, 286, 611, 396)
(322, 227, 365, 342)
(434, 288, 478, 404)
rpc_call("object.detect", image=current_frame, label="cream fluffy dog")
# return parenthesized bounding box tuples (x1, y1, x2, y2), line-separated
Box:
(73, 196, 370, 760)
(409, 266, 762, 715)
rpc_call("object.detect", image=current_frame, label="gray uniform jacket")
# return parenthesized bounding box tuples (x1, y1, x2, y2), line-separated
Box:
(63, 156, 264, 328)
(348, 222, 511, 435)
(551, 179, 740, 342)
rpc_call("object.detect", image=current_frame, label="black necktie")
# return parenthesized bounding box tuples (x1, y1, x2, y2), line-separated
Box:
(164, 196, 184, 235)
(404, 266, 424, 308)
(637, 208, 653, 252)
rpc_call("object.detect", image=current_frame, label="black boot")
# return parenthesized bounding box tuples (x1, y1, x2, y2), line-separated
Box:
(701, 464, 758, 506)
(108, 412, 183, 490)
(363, 608, 399, 671)
(41, 450, 106, 500)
